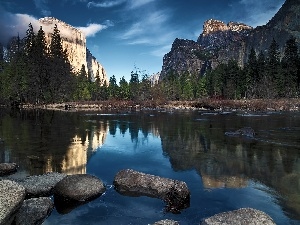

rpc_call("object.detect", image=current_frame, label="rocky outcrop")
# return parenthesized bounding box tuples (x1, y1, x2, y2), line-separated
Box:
(0, 180, 25, 225)
(38, 17, 108, 85)
(14, 197, 54, 225)
(161, 0, 300, 78)
(86, 48, 108, 84)
(201, 208, 276, 225)
(160, 38, 204, 79)
(114, 169, 190, 213)
(0, 163, 18, 176)
(54, 174, 106, 201)
(17, 172, 67, 197)
(153, 219, 180, 225)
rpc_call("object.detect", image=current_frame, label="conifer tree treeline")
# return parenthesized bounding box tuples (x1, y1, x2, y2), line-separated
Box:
(0, 25, 299, 106)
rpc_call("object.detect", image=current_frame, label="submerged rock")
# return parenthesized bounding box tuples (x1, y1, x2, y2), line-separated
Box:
(201, 208, 276, 225)
(225, 127, 255, 138)
(17, 172, 67, 197)
(0, 179, 25, 225)
(114, 169, 190, 213)
(0, 163, 18, 176)
(14, 197, 54, 225)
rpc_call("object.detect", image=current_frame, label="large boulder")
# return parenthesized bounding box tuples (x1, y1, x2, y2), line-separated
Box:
(54, 174, 106, 201)
(17, 172, 67, 197)
(114, 169, 190, 213)
(153, 219, 180, 225)
(14, 197, 54, 225)
(0, 179, 25, 225)
(0, 163, 18, 176)
(201, 208, 276, 225)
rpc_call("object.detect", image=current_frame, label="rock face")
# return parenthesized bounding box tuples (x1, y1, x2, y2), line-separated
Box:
(161, 38, 204, 79)
(14, 197, 54, 225)
(201, 208, 276, 225)
(0, 180, 25, 225)
(161, 0, 300, 78)
(113, 169, 190, 213)
(38, 17, 108, 85)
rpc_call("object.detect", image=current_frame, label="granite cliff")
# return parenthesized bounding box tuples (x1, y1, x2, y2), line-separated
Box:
(39, 17, 108, 85)
(161, 0, 300, 79)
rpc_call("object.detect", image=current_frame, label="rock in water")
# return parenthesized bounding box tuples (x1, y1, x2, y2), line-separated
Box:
(225, 127, 255, 138)
(0, 163, 18, 176)
(14, 197, 54, 225)
(54, 174, 106, 201)
(0, 180, 25, 225)
(201, 208, 276, 225)
(113, 169, 190, 213)
(17, 172, 67, 197)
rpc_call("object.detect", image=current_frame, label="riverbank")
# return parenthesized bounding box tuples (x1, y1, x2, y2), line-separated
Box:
(20, 98, 300, 112)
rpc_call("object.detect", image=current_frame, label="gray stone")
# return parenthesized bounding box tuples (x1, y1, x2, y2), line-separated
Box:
(0, 179, 25, 225)
(0, 163, 18, 176)
(14, 197, 54, 225)
(17, 172, 67, 197)
(113, 169, 190, 213)
(201, 208, 276, 225)
(225, 127, 255, 138)
(153, 219, 180, 225)
(54, 174, 106, 201)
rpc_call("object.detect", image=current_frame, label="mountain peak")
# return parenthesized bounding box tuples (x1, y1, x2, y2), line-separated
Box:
(202, 19, 253, 36)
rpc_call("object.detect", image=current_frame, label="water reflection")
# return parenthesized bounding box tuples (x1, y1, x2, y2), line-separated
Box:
(0, 110, 109, 176)
(0, 109, 300, 222)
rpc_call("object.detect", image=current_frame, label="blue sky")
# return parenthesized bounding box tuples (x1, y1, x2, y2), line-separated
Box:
(0, 0, 285, 82)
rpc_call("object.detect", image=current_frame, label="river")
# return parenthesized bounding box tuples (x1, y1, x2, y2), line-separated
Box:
(0, 109, 299, 225)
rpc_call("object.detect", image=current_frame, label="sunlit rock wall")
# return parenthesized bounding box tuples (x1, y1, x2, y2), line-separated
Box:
(39, 17, 108, 85)
(86, 48, 108, 84)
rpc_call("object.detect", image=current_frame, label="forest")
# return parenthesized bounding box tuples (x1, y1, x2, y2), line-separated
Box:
(0, 23, 299, 106)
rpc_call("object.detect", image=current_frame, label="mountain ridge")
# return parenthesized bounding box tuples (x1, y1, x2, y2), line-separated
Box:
(160, 0, 300, 80)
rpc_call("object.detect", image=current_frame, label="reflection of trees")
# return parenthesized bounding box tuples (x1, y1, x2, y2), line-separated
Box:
(155, 112, 300, 219)
(0, 110, 108, 176)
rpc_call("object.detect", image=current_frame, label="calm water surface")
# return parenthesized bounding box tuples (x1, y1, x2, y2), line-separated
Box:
(0, 109, 300, 225)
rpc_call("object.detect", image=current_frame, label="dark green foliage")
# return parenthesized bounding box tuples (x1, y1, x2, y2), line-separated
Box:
(281, 37, 299, 97)
(1, 24, 299, 104)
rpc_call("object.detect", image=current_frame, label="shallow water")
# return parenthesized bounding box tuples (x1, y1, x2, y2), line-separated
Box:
(0, 109, 300, 225)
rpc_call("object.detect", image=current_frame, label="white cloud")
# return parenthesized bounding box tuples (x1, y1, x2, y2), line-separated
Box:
(77, 22, 113, 37)
(127, 0, 155, 9)
(121, 10, 171, 44)
(87, 0, 126, 8)
(0, 10, 41, 45)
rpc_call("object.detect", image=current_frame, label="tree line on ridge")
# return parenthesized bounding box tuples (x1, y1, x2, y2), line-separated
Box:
(0, 23, 299, 106)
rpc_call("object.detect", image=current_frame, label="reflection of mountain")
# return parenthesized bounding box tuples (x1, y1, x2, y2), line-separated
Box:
(156, 112, 300, 218)
(60, 123, 108, 175)
(0, 110, 108, 176)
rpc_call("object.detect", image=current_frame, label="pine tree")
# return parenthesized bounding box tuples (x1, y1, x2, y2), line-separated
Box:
(266, 38, 281, 98)
(32, 26, 49, 102)
(256, 51, 266, 98)
(129, 70, 140, 101)
(281, 37, 299, 97)
(108, 75, 118, 99)
(48, 24, 72, 102)
(245, 48, 258, 98)
(119, 76, 130, 100)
